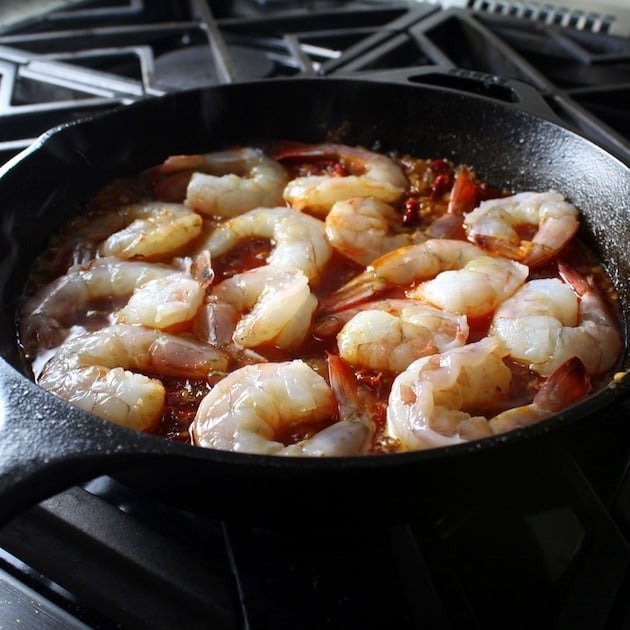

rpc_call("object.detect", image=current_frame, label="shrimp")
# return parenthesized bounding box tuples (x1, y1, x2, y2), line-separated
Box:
(463, 191, 580, 267)
(190, 360, 343, 456)
(385, 337, 512, 450)
(38, 324, 229, 431)
(20, 257, 180, 357)
(153, 147, 288, 217)
(67, 202, 203, 262)
(198, 206, 331, 281)
(211, 265, 318, 350)
(115, 272, 205, 330)
(279, 143, 408, 216)
(489, 265, 622, 376)
(336, 301, 469, 373)
(318, 239, 527, 316)
(325, 197, 426, 266)
(489, 357, 591, 434)
(406, 254, 529, 318)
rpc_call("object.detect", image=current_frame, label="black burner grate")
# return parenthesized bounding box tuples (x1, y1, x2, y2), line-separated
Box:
(0, 1, 628, 163)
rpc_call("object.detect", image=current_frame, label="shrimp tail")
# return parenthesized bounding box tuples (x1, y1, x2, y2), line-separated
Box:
(316, 270, 385, 316)
(489, 356, 590, 435)
(327, 353, 382, 442)
(522, 244, 556, 268)
(533, 356, 591, 412)
(557, 260, 590, 296)
(470, 233, 529, 261)
(273, 142, 334, 161)
(446, 166, 479, 216)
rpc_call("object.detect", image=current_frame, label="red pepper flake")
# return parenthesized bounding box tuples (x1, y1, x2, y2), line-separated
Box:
(331, 162, 348, 177)
(429, 159, 453, 176)
(402, 197, 420, 226)
(431, 173, 452, 199)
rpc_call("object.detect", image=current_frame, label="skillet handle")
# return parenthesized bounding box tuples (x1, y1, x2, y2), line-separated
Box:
(0, 359, 175, 527)
(360, 66, 568, 126)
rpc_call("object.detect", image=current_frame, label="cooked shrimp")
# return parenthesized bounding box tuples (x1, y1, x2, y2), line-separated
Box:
(407, 254, 529, 318)
(211, 265, 318, 349)
(280, 143, 408, 216)
(489, 357, 591, 434)
(191, 360, 344, 456)
(115, 272, 205, 330)
(38, 324, 229, 431)
(337, 301, 469, 373)
(463, 191, 580, 267)
(318, 239, 527, 316)
(325, 197, 426, 266)
(198, 206, 331, 281)
(489, 265, 622, 376)
(54, 202, 203, 265)
(386, 337, 512, 450)
(154, 147, 288, 217)
(92, 201, 202, 260)
(20, 257, 179, 356)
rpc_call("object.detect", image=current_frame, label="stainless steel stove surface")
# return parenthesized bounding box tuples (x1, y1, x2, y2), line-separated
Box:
(1, 2, 629, 629)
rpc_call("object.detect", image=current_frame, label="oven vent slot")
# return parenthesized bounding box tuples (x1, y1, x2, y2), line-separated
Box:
(422, 0, 627, 36)
(466, 1, 617, 34)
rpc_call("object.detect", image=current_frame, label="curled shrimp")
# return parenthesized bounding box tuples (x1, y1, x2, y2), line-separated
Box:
(279, 143, 408, 216)
(386, 337, 512, 450)
(489, 357, 591, 434)
(115, 272, 205, 331)
(38, 324, 229, 431)
(325, 197, 426, 266)
(198, 206, 331, 281)
(318, 239, 528, 316)
(489, 265, 622, 376)
(211, 265, 318, 350)
(407, 254, 529, 318)
(191, 359, 345, 456)
(463, 191, 580, 267)
(20, 257, 180, 358)
(68, 201, 203, 262)
(336, 300, 469, 373)
(153, 147, 288, 217)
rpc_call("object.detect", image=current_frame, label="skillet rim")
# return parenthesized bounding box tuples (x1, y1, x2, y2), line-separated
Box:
(0, 72, 629, 476)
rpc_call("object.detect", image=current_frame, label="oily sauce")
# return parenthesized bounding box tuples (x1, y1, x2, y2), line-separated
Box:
(19, 145, 622, 453)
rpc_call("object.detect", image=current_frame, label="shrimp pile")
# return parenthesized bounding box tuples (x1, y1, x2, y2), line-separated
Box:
(18, 142, 623, 455)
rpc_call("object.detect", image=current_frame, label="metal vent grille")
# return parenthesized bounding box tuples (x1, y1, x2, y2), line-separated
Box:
(467, 1, 617, 34)
(422, 0, 629, 36)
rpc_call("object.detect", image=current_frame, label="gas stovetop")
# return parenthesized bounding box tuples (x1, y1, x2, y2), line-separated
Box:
(0, 0, 628, 164)
(0, 2, 629, 629)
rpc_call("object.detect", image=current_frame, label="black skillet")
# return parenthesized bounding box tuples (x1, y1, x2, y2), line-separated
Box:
(0, 70, 629, 527)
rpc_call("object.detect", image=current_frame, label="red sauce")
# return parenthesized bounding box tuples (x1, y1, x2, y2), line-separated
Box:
(20, 145, 623, 453)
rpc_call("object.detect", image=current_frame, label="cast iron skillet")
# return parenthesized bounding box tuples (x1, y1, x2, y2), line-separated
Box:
(0, 71, 628, 527)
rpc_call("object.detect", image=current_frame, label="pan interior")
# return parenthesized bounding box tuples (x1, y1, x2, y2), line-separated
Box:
(1, 76, 629, 444)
